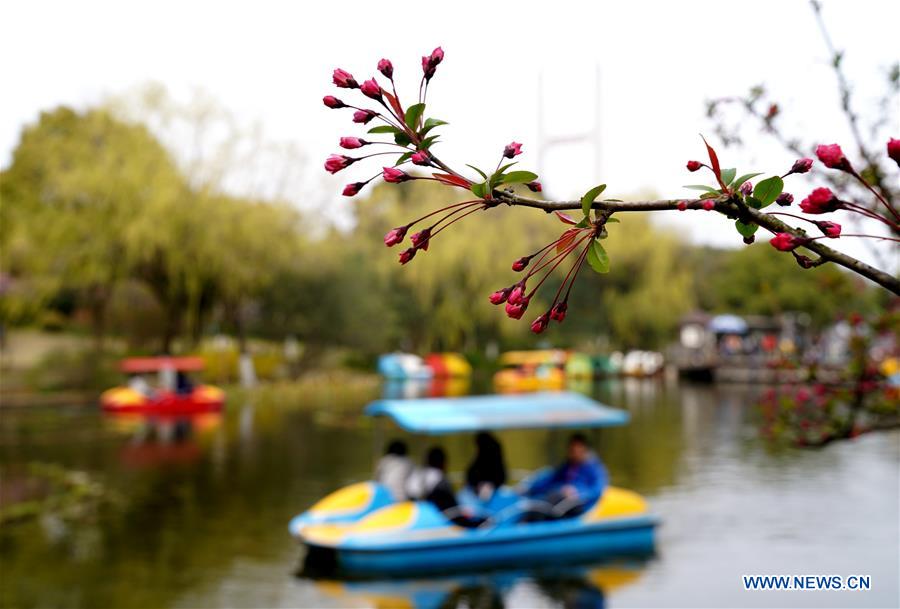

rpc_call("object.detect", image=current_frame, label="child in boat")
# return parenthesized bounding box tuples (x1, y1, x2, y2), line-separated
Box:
(522, 433, 608, 519)
(465, 432, 507, 500)
(374, 439, 413, 500)
(407, 446, 485, 528)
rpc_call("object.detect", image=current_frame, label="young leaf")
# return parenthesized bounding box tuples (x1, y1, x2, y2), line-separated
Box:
(422, 117, 448, 134)
(735, 220, 758, 237)
(368, 125, 400, 134)
(466, 164, 488, 180)
(581, 184, 607, 217)
(575, 217, 591, 229)
(555, 212, 578, 225)
(701, 135, 724, 188)
(557, 228, 579, 253)
(497, 162, 518, 174)
(753, 176, 784, 207)
(394, 131, 412, 147)
(383, 91, 405, 121)
(500, 170, 539, 185)
(720, 167, 736, 186)
(395, 151, 413, 166)
(432, 173, 472, 189)
(606, 217, 620, 223)
(469, 182, 487, 198)
(404, 103, 426, 131)
(420, 135, 439, 149)
(586, 239, 610, 274)
(684, 185, 719, 192)
(731, 172, 762, 189)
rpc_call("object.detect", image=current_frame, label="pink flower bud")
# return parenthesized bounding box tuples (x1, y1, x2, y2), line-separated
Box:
(888, 138, 900, 167)
(769, 232, 807, 252)
(360, 78, 383, 100)
(550, 301, 568, 322)
(740, 181, 753, 196)
(410, 228, 431, 251)
(776, 192, 793, 206)
(686, 160, 703, 172)
(332, 69, 358, 89)
(384, 226, 408, 247)
(799, 187, 839, 214)
(507, 283, 526, 305)
(430, 47, 444, 65)
(505, 297, 529, 320)
(503, 142, 523, 158)
(511, 256, 530, 272)
(789, 158, 813, 174)
(702, 200, 715, 211)
(325, 154, 354, 174)
(399, 248, 417, 264)
(677, 200, 688, 211)
(815, 143, 850, 171)
(814, 220, 841, 238)
(377, 58, 393, 79)
(352, 110, 376, 124)
(343, 182, 366, 197)
(489, 287, 511, 305)
(323, 95, 345, 109)
(530, 312, 550, 334)
(526, 181, 542, 193)
(421, 47, 444, 81)
(339, 137, 367, 149)
(411, 151, 431, 166)
(382, 167, 410, 183)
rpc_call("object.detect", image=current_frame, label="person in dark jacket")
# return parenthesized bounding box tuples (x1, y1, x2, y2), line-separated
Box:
(418, 446, 484, 528)
(523, 433, 608, 519)
(465, 432, 507, 500)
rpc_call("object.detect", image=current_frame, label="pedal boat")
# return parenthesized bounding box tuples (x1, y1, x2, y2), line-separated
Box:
(101, 356, 224, 414)
(290, 392, 658, 577)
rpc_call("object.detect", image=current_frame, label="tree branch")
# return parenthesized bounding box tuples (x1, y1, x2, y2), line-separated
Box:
(495, 191, 900, 295)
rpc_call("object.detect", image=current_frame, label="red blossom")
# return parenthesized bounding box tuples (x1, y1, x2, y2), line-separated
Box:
(511, 256, 530, 272)
(323, 95, 345, 109)
(770, 232, 807, 252)
(411, 151, 431, 166)
(360, 78, 383, 100)
(382, 167, 410, 183)
(888, 138, 900, 167)
(503, 142, 523, 158)
(505, 297, 529, 319)
(702, 200, 715, 211)
(325, 154, 354, 174)
(530, 312, 550, 334)
(686, 160, 703, 172)
(421, 46, 444, 80)
(815, 143, 851, 171)
(550, 301, 568, 322)
(339, 137, 367, 149)
(789, 158, 813, 174)
(489, 287, 512, 305)
(332, 69, 358, 89)
(527, 181, 542, 193)
(352, 110, 376, 124)
(815, 220, 842, 238)
(507, 283, 526, 305)
(398, 248, 417, 264)
(799, 187, 839, 214)
(384, 226, 408, 247)
(677, 200, 687, 211)
(410, 228, 431, 250)
(343, 182, 366, 197)
(377, 58, 393, 79)
(740, 181, 753, 196)
(776, 192, 794, 206)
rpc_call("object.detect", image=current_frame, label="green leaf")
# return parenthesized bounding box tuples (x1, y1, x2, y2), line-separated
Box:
(586, 239, 610, 274)
(368, 125, 400, 134)
(394, 131, 412, 147)
(735, 220, 758, 237)
(581, 184, 607, 217)
(499, 170, 539, 185)
(731, 172, 762, 189)
(395, 151, 413, 166)
(753, 176, 784, 207)
(720, 168, 736, 185)
(745, 196, 763, 209)
(606, 217, 620, 223)
(575, 217, 591, 228)
(700, 191, 720, 199)
(404, 103, 426, 131)
(470, 182, 487, 198)
(497, 162, 518, 174)
(420, 135, 439, 149)
(421, 117, 448, 134)
(466, 164, 488, 180)
(683, 184, 719, 192)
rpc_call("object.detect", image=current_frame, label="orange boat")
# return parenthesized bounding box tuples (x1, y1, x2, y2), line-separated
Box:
(101, 357, 225, 414)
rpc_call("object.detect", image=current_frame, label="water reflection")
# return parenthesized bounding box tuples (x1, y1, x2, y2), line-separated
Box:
(305, 560, 648, 609)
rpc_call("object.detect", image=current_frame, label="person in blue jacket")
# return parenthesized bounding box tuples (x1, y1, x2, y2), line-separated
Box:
(523, 433, 608, 519)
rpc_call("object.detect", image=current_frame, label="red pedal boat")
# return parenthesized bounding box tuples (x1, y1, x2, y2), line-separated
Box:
(101, 357, 225, 414)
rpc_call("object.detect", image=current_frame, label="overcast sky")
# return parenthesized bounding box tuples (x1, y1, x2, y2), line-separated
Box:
(2, 0, 898, 267)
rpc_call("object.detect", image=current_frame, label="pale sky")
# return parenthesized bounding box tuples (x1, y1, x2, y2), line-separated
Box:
(2, 0, 898, 268)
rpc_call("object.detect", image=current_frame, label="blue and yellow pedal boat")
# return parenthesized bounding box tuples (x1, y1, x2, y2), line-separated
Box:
(290, 393, 658, 577)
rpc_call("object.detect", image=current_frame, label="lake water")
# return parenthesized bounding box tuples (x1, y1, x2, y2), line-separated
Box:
(1, 379, 898, 609)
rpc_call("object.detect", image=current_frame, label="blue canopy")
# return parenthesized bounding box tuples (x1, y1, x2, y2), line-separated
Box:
(364, 392, 629, 435)
(709, 314, 748, 334)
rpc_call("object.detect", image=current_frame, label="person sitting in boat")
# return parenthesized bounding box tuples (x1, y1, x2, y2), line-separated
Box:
(127, 374, 155, 398)
(522, 433, 608, 519)
(407, 446, 485, 528)
(374, 439, 413, 500)
(175, 370, 194, 395)
(465, 432, 507, 500)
